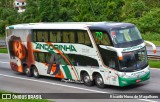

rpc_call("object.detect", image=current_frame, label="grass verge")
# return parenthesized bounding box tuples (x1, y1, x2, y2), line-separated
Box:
(0, 90, 48, 102)
(149, 60, 160, 69)
(0, 48, 8, 53)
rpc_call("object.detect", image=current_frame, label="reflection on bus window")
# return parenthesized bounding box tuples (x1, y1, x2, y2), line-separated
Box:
(91, 31, 111, 46)
(77, 31, 84, 44)
(7, 30, 13, 37)
(77, 31, 92, 46)
(39, 53, 45, 62)
(33, 31, 37, 42)
(103, 51, 119, 69)
(50, 31, 62, 43)
(63, 31, 75, 43)
(32, 30, 92, 47)
(67, 54, 99, 66)
(37, 31, 48, 42)
(50, 31, 57, 43)
(110, 27, 143, 47)
(119, 47, 148, 72)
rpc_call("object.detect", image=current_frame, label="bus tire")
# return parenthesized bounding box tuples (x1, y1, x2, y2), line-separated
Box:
(33, 66, 40, 78)
(95, 74, 105, 88)
(24, 66, 32, 77)
(82, 72, 93, 86)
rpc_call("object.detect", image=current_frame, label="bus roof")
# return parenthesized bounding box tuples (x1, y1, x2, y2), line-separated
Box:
(6, 22, 134, 30)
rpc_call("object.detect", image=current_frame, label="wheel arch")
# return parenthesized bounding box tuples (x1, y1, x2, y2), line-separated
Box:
(92, 71, 106, 83)
(92, 72, 100, 80)
(80, 70, 91, 80)
(30, 64, 37, 74)
(22, 63, 28, 73)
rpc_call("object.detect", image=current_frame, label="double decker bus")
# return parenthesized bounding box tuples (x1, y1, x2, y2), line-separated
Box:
(6, 22, 156, 88)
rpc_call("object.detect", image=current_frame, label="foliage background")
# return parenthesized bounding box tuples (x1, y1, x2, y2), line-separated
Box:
(0, 0, 160, 41)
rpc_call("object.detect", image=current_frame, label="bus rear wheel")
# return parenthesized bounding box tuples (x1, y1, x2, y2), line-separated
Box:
(95, 74, 105, 88)
(24, 66, 32, 77)
(82, 72, 93, 86)
(33, 66, 40, 78)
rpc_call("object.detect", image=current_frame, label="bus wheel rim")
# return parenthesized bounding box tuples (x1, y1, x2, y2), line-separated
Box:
(34, 68, 38, 76)
(25, 68, 29, 74)
(84, 75, 90, 83)
(97, 76, 103, 85)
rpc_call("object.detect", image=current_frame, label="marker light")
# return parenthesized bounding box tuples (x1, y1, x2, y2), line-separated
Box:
(119, 56, 123, 60)
(153, 49, 157, 54)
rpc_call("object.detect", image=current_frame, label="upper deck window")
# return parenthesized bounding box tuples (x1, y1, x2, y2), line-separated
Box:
(91, 31, 111, 46)
(110, 27, 143, 48)
(32, 30, 92, 47)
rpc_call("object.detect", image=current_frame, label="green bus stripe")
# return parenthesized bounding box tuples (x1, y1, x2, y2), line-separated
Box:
(61, 50, 79, 79)
(62, 65, 72, 80)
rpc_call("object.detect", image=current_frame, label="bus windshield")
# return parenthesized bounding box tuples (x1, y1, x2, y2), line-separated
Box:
(110, 27, 143, 48)
(119, 47, 148, 72)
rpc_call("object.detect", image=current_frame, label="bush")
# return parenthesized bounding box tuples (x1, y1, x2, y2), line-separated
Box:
(142, 32, 160, 41)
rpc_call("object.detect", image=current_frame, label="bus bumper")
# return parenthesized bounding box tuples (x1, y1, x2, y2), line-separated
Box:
(118, 72, 150, 87)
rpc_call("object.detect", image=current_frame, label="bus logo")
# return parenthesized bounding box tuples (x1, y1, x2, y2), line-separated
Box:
(2, 94, 11, 99)
(35, 43, 77, 52)
(123, 45, 143, 52)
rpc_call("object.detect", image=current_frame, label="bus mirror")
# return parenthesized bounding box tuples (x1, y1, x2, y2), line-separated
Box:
(154, 49, 157, 54)
(144, 41, 157, 54)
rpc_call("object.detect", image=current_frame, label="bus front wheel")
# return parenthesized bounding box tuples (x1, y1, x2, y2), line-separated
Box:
(95, 74, 105, 88)
(82, 72, 93, 86)
(33, 66, 40, 78)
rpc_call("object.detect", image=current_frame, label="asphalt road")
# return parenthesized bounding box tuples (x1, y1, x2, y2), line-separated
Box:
(0, 54, 160, 102)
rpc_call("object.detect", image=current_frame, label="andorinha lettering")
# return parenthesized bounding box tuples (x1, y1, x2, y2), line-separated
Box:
(131, 71, 145, 76)
(35, 43, 77, 52)
(123, 45, 143, 52)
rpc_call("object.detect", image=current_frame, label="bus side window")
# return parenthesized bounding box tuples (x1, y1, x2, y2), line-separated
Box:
(7, 29, 13, 37)
(62, 31, 75, 43)
(33, 31, 37, 42)
(37, 31, 41, 42)
(84, 31, 91, 46)
(92, 31, 111, 46)
(63, 31, 69, 43)
(50, 31, 57, 43)
(92, 32, 100, 44)
(43, 31, 49, 42)
(57, 31, 61, 43)
(34, 53, 39, 61)
(101, 33, 111, 46)
(69, 31, 75, 43)
(77, 31, 84, 44)
(45, 53, 51, 63)
(37, 31, 48, 42)
(34, 52, 51, 63)
(39, 53, 45, 62)
(104, 51, 119, 69)
(67, 54, 99, 66)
